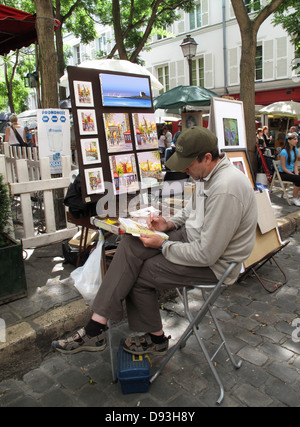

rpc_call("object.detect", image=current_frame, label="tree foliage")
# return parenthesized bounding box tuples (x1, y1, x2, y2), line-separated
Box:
(273, 0, 300, 64)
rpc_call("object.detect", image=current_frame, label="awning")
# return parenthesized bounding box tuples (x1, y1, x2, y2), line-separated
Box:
(0, 4, 60, 55)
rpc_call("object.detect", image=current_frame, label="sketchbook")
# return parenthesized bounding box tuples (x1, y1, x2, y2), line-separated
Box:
(118, 217, 169, 240)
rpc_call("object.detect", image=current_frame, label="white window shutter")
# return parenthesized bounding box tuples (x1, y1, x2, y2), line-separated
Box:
(263, 40, 274, 81)
(276, 37, 288, 79)
(202, 0, 209, 27)
(228, 48, 239, 86)
(170, 62, 177, 88)
(205, 53, 213, 88)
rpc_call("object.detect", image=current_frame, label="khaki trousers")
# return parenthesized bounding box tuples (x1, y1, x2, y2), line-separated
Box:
(92, 227, 217, 332)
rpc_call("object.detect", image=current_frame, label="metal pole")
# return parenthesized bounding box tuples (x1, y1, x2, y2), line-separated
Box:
(188, 57, 193, 86)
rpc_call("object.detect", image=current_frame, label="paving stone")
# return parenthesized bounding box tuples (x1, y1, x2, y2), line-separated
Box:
(234, 383, 273, 407)
(237, 346, 268, 366)
(23, 368, 55, 394)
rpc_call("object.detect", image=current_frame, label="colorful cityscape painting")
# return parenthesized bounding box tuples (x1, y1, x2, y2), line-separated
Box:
(133, 113, 159, 150)
(80, 138, 101, 165)
(103, 113, 133, 153)
(109, 153, 139, 195)
(84, 167, 105, 195)
(137, 150, 162, 188)
(73, 80, 94, 107)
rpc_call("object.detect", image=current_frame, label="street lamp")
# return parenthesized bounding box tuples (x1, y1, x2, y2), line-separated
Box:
(24, 71, 39, 88)
(180, 35, 198, 86)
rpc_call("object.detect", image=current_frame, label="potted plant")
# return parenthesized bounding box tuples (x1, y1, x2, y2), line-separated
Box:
(0, 173, 27, 304)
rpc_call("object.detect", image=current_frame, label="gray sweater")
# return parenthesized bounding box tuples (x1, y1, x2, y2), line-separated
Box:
(163, 156, 258, 284)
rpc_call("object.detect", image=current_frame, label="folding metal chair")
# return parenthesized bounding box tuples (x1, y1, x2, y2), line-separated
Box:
(150, 262, 242, 405)
(269, 160, 293, 205)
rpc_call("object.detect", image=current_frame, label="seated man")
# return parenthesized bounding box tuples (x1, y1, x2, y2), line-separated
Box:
(52, 127, 258, 356)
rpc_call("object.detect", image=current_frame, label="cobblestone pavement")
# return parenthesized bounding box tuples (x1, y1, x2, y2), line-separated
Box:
(0, 231, 299, 408)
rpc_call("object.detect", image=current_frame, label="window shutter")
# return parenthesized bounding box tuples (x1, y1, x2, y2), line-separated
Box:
(228, 48, 239, 86)
(276, 37, 288, 79)
(205, 53, 213, 88)
(263, 40, 274, 81)
(202, 0, 209, 27)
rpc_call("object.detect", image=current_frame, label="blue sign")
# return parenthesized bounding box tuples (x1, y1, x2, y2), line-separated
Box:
(51, 116, 58, 122)
(42, 116, 49, 122)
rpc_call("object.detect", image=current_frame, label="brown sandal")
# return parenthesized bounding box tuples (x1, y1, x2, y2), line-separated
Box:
(122, 333, 170, 355)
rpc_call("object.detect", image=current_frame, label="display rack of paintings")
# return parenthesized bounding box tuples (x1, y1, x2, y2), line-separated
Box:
(67, 66, 161, 204)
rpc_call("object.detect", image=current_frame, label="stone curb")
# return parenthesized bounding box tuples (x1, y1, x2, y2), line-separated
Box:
(0, 299, 92, 381)
(0, 211, 299, 382)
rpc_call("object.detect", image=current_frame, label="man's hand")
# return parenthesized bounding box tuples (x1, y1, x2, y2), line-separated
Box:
(147, 213, 175, 232)
(139, 233, 164, 249)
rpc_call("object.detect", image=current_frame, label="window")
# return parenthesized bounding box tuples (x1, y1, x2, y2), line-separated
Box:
(190, 2, 201, 30)
(191, 57, 205, 86)
(255, 44, 263, 81)
(157, 66, 170, 94)
(74, 45, 80, 65)
(98, 34, 107, 56)
(189, 0, 208, 30)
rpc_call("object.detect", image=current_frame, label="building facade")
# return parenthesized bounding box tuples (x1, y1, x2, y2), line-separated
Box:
(64, 0, 300, 106)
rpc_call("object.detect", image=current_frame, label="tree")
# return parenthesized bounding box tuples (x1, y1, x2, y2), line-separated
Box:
(97, 0, 195, 62)
(231, 0, 286, 171)
(34, 0, 59, 108)
(54, 0, 98, 100)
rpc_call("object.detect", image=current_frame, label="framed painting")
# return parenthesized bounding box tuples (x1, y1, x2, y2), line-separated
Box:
(99, 73, 152, 109)
(77, 109, 98, 135)
(73, 80, 94, 107)
(132, 113, 159, 150)
(210, 98, 247, 151)
(80, 138, 101, 165)
(109, 153, 139, 195)
(222, 148, 256, 189)
(137, 150, 163, 189)
(181, 112, 203, 130)
(103, 112, 133, 153)
(84, 167, 105, 195)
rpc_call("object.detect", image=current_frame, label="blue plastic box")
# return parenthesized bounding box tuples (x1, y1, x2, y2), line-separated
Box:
(117, 345, 151, 394)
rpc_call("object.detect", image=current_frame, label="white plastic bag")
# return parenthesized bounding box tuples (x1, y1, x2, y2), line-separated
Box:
(71, 232, 104, 306)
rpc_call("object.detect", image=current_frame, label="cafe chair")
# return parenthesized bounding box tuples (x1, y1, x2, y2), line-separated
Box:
(269, 160, 293, 206)
(149, 262, 242, 405)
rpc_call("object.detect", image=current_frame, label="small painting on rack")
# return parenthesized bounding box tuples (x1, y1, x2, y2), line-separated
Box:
(77, 109, 98, 135)
(73, 81, 94, 107)
(84, 167, 105, 195)
(80, 138, 101, 165)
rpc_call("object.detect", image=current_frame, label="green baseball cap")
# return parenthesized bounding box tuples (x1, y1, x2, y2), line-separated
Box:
(165, 126, 218, 171)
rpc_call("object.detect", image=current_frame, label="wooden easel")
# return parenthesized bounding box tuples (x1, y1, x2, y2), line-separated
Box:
(239, 190, 289, 293)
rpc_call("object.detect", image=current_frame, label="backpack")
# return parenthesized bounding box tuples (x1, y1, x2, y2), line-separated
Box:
(64, 174, 96, 218)
(10, 125, 27, 147)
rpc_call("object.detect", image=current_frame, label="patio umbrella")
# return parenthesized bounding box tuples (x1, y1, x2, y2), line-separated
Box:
(153, 85, 220, 110)
(258, 101, 300, 118)
(60, 59, 163, 92)
(0, 4, 60, 56)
